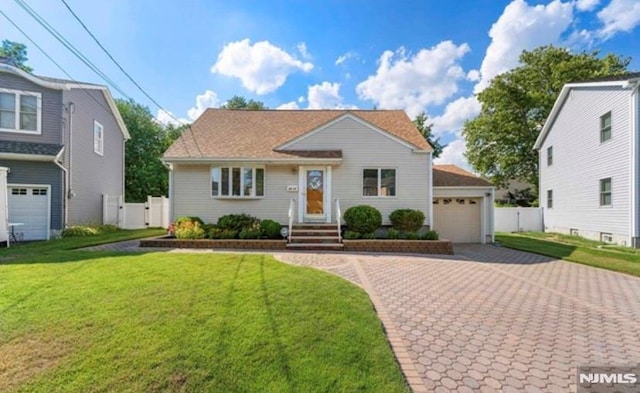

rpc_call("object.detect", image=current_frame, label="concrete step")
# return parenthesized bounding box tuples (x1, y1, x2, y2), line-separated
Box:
(286, 243, 345, 251)
(291, 229, 340, 237)
(292, 223, 338, 230)
(290, 236, 341, 244)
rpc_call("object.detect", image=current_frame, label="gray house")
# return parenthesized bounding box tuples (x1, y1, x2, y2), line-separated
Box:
(0, 61, 129, 240)
(534, 73, 640, 246)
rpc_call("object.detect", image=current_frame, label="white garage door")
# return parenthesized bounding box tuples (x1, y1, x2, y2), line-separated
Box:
(8, 185, 50, 241)
(433, 197, 482, 243)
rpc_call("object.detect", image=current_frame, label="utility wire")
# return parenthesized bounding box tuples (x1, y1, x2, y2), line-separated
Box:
(0, 8, 118, 120)
(14, 0, 131, 100)
(59, 0, 185, 126)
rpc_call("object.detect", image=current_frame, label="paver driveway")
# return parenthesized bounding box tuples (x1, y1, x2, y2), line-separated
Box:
(276, 245, 640, 393)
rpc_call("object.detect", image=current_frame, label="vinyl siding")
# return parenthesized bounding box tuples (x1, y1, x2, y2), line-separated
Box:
(0, 159, 63, 230)
(63, 89, 125, 225)
(0, 72, 63, 144)
(172, 117, 431, 224)
(539, 86, 631, 244)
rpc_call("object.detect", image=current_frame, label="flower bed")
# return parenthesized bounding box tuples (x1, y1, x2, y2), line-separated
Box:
(140, 237, 286, 250)
(343, 239, 453, 255)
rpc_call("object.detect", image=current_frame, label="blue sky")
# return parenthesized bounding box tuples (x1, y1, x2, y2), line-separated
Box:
(1, 0, 639, 168)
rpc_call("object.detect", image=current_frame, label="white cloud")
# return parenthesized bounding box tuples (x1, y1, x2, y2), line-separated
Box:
(335, 51, 357, 66)
(307, 81, 358, 109)
(597, 0, 640, 39)
(466, 69, 481, 82)
(297, 95, 305, 103)
(576, 0, 600, 11)
(297, 42, 311, 59)
(474, 0, 574, 93)
(155, 109, 188, 127)
(432, 96, 481, 137)
(356, 41, 470, 118)
(434, 138, 472, 171)
(187, 90, 220, 120)
(211, 39, 314, 95)
(276, 101, 300, 110)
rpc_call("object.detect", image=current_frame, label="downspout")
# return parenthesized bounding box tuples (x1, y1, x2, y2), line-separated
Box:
(53, 148, 68, 231)
(65, 102, 76, 226)
(630, 82, 640, 247)
(427, 152, 433, 229)
(164, 162, 174, 223)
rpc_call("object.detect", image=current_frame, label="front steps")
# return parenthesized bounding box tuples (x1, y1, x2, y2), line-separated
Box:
(286, 223, 343, 251)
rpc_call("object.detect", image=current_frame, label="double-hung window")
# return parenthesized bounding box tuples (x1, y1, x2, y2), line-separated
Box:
(93, 121, 104, 155)
(547, 146, 553, 166)
(212, 166, 264, 197)
(600, 178, 612, 206)
(363, 168, 396, 197)
(0, 89, 40, 134)
(547, 190, 553, 209)
(600, 112, 612, 143)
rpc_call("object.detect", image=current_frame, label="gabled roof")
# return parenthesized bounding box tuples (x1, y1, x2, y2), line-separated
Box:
(534, 72, 640, 150)
(163, 109, 432, 160)
(0, 140, 63, 157)
(0, 63, 130, 140)
(433, 164, 493, 187)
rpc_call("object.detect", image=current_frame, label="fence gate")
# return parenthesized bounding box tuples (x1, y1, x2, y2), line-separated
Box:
(103, 195, 169, 229)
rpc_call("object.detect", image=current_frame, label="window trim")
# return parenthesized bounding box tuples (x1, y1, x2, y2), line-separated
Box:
(362, 167, 398, 198)
(210, 165, 265, 199)
(600, 111, 612, 143)
(599, 177, 612, 207)
(93, 120, 104, 156)
(547, 189, 553, 209)
(547, 145, 553, 166)
(0, 88, 42, 135)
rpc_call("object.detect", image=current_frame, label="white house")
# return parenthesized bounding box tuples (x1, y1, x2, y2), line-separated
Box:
(534, 73, 640, 246)
(163, 109, 494, 246)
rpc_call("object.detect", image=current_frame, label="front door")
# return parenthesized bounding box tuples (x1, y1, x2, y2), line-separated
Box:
(305, 168, 325, 221)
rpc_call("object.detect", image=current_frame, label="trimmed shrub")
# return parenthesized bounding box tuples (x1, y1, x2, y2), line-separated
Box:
(421, 230, 439, 240)
(260, 219, 282, 239)
(386, 228, 401, 239)
(343, 205, 382, 234)
(61, 225, 120, 238)
(175, 221, 206, 239)
(361, 232, 376, 239)
(404, 231, 420, 240)
(343, 231, 361, 240)
(175, 216, 204, 227)
(217, 214, 261, 232)
(239, 228, 262, 239)
(208, 227, 237, 239)
(389, 209, 425, 232)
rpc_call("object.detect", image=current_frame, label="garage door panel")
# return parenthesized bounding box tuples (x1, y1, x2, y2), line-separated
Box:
(433, 198, 481, 243)
(8, 186, 50, 241)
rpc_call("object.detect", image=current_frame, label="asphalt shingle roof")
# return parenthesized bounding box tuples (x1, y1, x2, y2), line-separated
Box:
(0, 140, 63, 157)
(164, 109, 432, 159)
(433, 164, 493, 187)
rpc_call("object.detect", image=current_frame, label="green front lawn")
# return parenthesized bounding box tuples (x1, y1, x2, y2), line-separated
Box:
(0, 231, 407, 392)
(496, 232, 640, 277)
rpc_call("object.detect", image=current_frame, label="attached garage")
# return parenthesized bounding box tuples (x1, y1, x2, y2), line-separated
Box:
(8, 184, 50, 240)
(432, 165, 494, 244)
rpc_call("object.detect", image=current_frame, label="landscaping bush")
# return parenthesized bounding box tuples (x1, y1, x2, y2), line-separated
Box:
(343, 231, 361, 240)
(421, 230, 439, 240)
(343, 205, 382, 234)
(260, 219, 282, 239)
(239, 228, 263, 239)
(361, 232, 376, 239)
(174, 221, 206, 239)
(208, 227, 237, 239)
(217, 213, 261, 232)
(389, 209, 425, 232)
(386, 228, 401, 239)
(61, 225, 120, 238)
(403, 231, 420, 240)
(174, 216, 205, 227)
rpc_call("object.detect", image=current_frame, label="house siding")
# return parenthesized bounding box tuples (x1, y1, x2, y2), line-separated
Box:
(0, 72, 63, 144)
(63, 88, 125, 225)
(539, 86, 632, 244)
(0, 159, 63, 231)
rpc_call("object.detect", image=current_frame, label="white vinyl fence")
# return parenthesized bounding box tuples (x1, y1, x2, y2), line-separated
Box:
(495, 207, 543, 233)
(103, 195, 170, 229)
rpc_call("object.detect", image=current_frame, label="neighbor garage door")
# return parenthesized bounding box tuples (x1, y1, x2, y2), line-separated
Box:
(8, 185, 50, 240)
(433, 197, 481, 243)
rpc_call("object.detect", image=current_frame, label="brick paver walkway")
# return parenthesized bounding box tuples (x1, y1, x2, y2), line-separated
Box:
(84, 240, 640, 392)
(276, 245, 640, 392)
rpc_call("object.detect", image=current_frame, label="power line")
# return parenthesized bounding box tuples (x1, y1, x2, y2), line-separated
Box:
(0, 8, 118, 120)
(13, 0, 131, 100)
(59, 0, 184, 126)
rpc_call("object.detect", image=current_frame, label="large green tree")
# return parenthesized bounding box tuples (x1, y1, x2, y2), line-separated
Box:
(0, 40, 33, 72)
(221, 95, 266, 110)
(413, 112, 446, 158)
(116, 99, 186, 202)
(463, 45, 630, 192)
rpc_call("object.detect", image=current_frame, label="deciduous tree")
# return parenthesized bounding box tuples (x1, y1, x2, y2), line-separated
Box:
(221, 95, 266, 110)
(0, 40, 33, 72)
(414, 112, 445, 158)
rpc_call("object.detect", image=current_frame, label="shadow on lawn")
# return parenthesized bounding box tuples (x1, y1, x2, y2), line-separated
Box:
(454, 239, 577, 265)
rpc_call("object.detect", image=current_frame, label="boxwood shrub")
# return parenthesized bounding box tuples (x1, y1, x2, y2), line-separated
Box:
(389, 209, 425, 232)
(343, 205, 382, 234)
(260, 219, 282, 239)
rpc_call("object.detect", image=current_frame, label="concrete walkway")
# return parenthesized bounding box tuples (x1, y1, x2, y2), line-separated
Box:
(84, 241, 640, 392)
